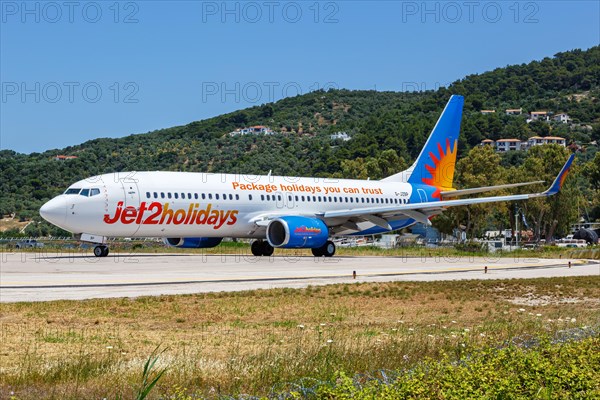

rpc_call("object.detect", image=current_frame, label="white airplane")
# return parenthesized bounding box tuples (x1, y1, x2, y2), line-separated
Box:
(40, 95, 574, 257)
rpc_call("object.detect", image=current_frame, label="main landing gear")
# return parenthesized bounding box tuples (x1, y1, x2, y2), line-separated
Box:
(93, 245, 109, 257)
(311, 240, 336, 258)
(251, 240, 274, 257)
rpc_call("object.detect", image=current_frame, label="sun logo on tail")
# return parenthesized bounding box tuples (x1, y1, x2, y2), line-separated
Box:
(421, 139, 458, 199)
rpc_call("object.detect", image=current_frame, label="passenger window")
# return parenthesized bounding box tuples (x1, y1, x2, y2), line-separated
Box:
(229, 194, 233, 200)
(333, 197, 337, 203)
(295, 196, 299, 201)
(235, 194, 239, 200)
(80, 189, 90, 197)
(90, 188, 101, 196)
(194, 193, 198, 200)
(208, 193, 212, 200)
(216, 194, 220, 200)
(153, 192, 158, 199)
(288, 195, 292, 201)
(174, 193, 179, 199)
(261, 195, 265, 201)
(301, 196, 305, 201)
(318, 196, 322, 202)
(202, 193, 206, 200)
(249, 194, 253, 201)
(161, 192, 165, 199)
(188, 193, 191, 199)
(328, 196, 332, 202)
(145, 192, 150, 198)
(313, 196, 316, 202)
(168, 193, 172, 199)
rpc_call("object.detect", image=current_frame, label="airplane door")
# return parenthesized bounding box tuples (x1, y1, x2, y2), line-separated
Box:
(121, 177, 141, 236)
(417, 188, 428, 203)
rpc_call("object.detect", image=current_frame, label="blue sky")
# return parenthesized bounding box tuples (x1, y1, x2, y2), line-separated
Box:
(1, 0, 598, 153)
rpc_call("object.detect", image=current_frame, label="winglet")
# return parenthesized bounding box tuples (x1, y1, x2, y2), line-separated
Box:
(544, 154, 575, 196)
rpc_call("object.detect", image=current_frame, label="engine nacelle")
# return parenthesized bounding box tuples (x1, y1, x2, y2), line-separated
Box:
(163, 237, 223, 248)
(266, 216, 328, 248)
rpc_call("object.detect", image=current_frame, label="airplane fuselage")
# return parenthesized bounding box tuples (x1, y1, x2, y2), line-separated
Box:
(42, 171, 436, 238)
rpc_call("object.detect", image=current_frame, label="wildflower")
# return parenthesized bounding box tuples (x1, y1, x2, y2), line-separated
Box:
(427, 334, 434, 338)
(320, 323, 326, 327)
(479, 333, 486, 337)
(297, 324, 305, 329)
(326, 339, 333, 344)
(518, 308, 525, 312)
(403, 354, 409, 361)
(536, 313, 542, 317)
(571, 318, 577, 323)
(464, 328, 470, 332)
(106, 346, 113, 349)
(451, 320, 457, 324)
(408, 328, 414, 332)
(391, 328, 398, 332)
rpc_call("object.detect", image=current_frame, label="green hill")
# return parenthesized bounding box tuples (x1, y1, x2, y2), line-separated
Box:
(1, 46, 599, 236)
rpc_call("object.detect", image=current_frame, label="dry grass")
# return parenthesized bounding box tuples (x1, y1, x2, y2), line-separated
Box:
(0, 276, 599, 399)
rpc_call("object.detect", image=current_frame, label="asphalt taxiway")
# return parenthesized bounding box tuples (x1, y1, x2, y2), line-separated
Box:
(1, 252, 598, 302)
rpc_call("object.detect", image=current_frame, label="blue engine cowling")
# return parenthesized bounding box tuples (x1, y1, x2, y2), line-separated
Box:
(164, 237, 223, 248)
(266, 216, 329, 248)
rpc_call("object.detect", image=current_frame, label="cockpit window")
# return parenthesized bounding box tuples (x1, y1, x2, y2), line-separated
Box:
(65, 188, 81, 195)
(80, 189, 90, 197)
(90, 188, 100, 196)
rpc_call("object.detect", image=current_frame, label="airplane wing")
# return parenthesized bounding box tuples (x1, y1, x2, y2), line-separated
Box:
(321, 154, 575, 230)
(439, 181, 545, 199)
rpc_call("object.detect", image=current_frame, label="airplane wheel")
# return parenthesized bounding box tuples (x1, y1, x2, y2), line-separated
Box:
(322, 241, 336, 257)
(261, 242, 274, 257)
(311, 247, 324, 257)
(251, 241, 263, 256)
(94, 245, 108, 257)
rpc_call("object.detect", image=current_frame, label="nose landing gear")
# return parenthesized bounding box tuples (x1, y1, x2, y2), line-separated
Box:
(93, 245, 109, 257)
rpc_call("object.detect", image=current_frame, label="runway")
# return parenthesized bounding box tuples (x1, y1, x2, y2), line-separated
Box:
(1, 252, 598, 302)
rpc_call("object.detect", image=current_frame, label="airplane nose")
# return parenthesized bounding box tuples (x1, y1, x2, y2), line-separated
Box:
(40, 196, 67, 226)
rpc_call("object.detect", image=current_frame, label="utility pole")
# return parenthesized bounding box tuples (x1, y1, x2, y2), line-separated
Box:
(514, 205, 519, 249)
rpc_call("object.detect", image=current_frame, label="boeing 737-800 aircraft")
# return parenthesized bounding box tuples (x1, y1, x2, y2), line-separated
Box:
(40, 95, 574, 257)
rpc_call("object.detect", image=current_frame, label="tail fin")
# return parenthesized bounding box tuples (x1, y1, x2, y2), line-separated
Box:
(382, 95, 464, 190)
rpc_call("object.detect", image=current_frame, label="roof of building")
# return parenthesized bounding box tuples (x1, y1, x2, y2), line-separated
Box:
(480, 110, 495, 112)
(505, 108, 522, 112)
(481, 139, 495, 143)
(496, 139, 522, 142)
(531, 111, 548, 114)
(545, 136, 566, 140)
(529, 136, 544, 139)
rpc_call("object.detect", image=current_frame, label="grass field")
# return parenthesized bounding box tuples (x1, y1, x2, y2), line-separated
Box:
(3, 240, 599, 260)
(1, 276, 598, 399)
